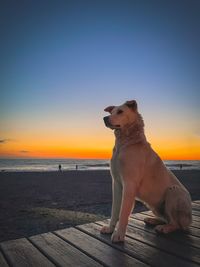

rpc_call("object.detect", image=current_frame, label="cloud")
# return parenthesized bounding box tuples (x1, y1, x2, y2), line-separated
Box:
(20, 150, 30, 153)
(0, 139, 11, 144)
(0, 138, 17, 144)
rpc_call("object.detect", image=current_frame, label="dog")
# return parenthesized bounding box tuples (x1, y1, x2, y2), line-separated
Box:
(101, 100, 192, 243)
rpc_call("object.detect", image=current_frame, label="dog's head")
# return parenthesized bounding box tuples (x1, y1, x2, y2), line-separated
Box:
(103, 100, 138, 130)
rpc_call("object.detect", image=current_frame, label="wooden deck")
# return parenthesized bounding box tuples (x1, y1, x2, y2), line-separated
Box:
(0, 201, 200, 267)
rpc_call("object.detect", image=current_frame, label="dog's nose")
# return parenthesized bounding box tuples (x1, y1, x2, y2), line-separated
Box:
(103, 116, 110, 127)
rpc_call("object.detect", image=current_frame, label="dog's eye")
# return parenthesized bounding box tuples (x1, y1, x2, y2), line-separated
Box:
(117, 110, 123, 115)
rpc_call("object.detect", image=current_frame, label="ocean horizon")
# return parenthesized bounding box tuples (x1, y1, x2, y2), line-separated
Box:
(0, 158, 200, 172)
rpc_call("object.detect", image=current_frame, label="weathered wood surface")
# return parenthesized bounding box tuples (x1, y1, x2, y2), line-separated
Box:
(55, 227, 146, 267)
(0, 201, 200, 267)
(29, 232, 101, 267)
(0, 238, 55, 267)
(0, 251, 9, 267)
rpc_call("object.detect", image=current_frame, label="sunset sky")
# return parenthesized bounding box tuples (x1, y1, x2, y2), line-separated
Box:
(1, 0, 200, 160)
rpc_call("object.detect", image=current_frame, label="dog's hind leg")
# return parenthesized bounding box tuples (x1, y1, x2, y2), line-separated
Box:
(155, 185, 192, 234)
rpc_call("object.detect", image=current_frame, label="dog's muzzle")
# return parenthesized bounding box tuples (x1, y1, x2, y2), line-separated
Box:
(103, 116, 112, 128)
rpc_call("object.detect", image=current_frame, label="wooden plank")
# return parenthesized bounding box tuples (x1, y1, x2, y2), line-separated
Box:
(96, 221, 200, 266)
(0, 251, 9, 267)
(131, 214, 200, 238)
(29, 232, 101, 267)
(81, 221, 199, 267)
(127, 221, 200, 263)
(133, 212, 200, 228)
(126, 224, 200, 264)
(191, 215, 199, 222)
(128, 217, 200, 249)
(193, 200, 200, 204)
(192, 210, 200, 217)
(0, 238, 55, 267)
(55, 226, 147, 267)
(192, 203, 200, 211)
(129, 217, 200, 249)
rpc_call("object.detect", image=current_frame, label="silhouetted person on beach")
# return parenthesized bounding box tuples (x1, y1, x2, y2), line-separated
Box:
(76, 164, 78, 170)
(58, 164, 62, 171)
(180, 164, 183, 170)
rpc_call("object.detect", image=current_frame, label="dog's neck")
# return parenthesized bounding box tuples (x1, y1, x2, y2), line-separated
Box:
(114, 113, 146, 147)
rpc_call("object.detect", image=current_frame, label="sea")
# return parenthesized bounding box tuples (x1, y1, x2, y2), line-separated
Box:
(0, 159, 200, 172)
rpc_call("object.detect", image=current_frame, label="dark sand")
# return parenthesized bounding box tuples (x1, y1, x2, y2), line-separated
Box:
(0, 170, 199, 242)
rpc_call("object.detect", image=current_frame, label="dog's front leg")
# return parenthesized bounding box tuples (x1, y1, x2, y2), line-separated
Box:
(111, 181, 136, 243)
(101, 178, 122, 234)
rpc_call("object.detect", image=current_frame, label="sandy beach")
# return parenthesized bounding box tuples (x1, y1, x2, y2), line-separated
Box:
(0, 170, 199, 242)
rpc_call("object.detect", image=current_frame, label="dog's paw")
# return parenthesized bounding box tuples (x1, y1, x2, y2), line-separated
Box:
(100, 225, 114, 234)
(111, 230, 125, 243)
(155, 224, 178, 234)
(144, 217, 164, 226)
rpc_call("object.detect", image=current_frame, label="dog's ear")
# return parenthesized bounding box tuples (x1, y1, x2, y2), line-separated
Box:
(125, 100, 137, 111)
(104, 106, 115, 113)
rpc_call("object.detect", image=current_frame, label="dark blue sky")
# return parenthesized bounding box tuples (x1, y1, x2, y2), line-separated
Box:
(1, 0, 200, 109)
(1, 0, 200, 158)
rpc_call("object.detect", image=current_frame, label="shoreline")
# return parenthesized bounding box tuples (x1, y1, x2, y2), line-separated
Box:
(0, 170, 199, 242)
(1, 167, 200, 173)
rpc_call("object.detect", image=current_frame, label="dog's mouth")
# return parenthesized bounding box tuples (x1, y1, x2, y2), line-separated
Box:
(103, 117, 120, 129)
(108, 124, 121, 130)
(112, 125, 120, 129)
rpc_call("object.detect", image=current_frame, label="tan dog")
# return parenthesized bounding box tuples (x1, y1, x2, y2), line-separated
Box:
(101, 100, 192, 243)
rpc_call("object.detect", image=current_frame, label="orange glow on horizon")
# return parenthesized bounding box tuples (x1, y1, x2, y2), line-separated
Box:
(0, 144, 199, 160)
(0, 144, 112, 159)
(0, 128, 200, 160)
